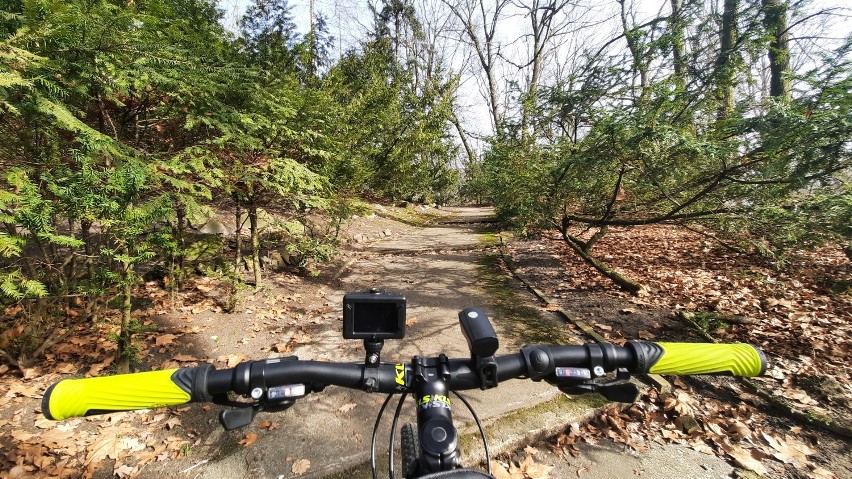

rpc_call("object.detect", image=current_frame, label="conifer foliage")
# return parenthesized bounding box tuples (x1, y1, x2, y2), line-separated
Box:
(0, 0, 458, 370)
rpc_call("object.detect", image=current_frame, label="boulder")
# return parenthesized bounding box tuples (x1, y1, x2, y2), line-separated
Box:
(198, 218, 230, 235)
(270, 251, 285, 268)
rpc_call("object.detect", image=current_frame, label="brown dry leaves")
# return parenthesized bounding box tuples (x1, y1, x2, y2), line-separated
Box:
(238, 433, 258, 447)
(492, 449, 554, 479)
(549, 386, 838, 478)
(3, 410, 194, 479)
(291, 458, 310, 475)
(516, 226, 850, 425)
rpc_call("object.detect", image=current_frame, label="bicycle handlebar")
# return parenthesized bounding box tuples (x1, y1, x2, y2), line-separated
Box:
(42, 341, 766, 421)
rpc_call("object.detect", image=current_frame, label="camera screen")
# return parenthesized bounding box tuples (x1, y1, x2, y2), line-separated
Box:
(353, 302, 399, 335)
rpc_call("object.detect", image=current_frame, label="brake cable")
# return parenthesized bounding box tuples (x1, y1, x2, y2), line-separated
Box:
(388, 393, 408, 479)
(452, 391, 491, 475)
(371, 393, 397, 479)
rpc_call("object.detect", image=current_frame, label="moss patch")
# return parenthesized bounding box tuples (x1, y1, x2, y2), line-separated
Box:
(475, 253, 574, 345)
(478, 232, 500, 248)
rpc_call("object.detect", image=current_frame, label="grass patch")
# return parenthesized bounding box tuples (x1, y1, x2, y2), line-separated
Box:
(478, 232, 500, 248)
(680, 311, 731, 332)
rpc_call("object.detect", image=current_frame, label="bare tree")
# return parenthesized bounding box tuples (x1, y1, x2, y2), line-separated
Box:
(443, 0, 510, 136)
(509, 0, 581, 138)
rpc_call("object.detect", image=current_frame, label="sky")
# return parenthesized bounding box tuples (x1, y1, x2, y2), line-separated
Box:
(217, 0, 851, 142)
(218, 0, 372, 51)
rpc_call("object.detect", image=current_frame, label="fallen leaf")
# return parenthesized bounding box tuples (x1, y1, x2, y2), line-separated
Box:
(155, 334, 178, 346)
(225, 354, 246, 368)
(238, 433, 258, 447)
(491, 462, 512, 479)
(55, 363, 78, 374)
(725, 445, 768, 476)
(164, 417, 181, 430)
(638, 330, 655, 340)
(291, 458, 310, 475)
(258, 420, 279, 430)
(808, 467, 839, 479)
(85, 436, 121, 466)
(291, 331, 312, 345)
(760, 432, 815, 465)
(11, 429, 35, 442)
(172, 354, 199, 362)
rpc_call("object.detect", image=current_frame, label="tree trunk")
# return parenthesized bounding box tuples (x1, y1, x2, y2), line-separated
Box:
(762, 0, 791, 100)
(451, 112, 476, 167)
(81, 220, 94, 279)
(248, 204, 262, 290)
(619, 0, 650, 108)
(234, 201, 243, 272)
(171, 200, 186, 305)
(175, 200, 187, 272)
(116, 265, 133, 374)
(558, 225, 643, 294)
(445, 0, 507, 136)
(716, 0, 739, 118)
(669, 0, 687, 91)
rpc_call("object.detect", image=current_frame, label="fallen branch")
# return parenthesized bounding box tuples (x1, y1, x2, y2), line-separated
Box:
(497, 232, 670, 394)
(557, 224, 643, 294)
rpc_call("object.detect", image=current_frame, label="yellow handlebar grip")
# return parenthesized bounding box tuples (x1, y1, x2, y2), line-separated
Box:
(648, 342, 766, 376)
(42, 367, 206, 420)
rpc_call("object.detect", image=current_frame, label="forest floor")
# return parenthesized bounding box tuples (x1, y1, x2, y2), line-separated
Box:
(0, 205, 850, 479)
(496, 225, 850, 479)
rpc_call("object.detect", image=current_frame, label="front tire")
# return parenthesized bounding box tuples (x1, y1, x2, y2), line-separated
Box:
(401, 422, 419, 478)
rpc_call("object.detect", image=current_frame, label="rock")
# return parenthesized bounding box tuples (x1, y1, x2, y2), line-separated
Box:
(270, 251, 284, 268)
(373, 204, 387, 212)
(199, 218, 230, 235)
(382, 229, 392, 237)
(677, 415, 702, 434)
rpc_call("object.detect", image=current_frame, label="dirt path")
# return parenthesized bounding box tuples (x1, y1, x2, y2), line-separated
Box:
(126, 206, 588, 479)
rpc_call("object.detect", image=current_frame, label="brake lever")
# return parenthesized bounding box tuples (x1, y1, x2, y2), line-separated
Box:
(214, 382, 309, 430)
(549, 368, 640, 403)
(219, 405, 260, 430)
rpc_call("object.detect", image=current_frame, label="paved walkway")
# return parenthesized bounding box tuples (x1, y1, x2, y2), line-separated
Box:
(153, 207, 580, 479)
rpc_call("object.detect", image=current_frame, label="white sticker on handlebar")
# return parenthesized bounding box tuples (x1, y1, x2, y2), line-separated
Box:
(268, 384, 306, 399)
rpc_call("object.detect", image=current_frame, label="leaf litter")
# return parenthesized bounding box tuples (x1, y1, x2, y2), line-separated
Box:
(504, 225, 850, 477)
(0, 270, 347, 479)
